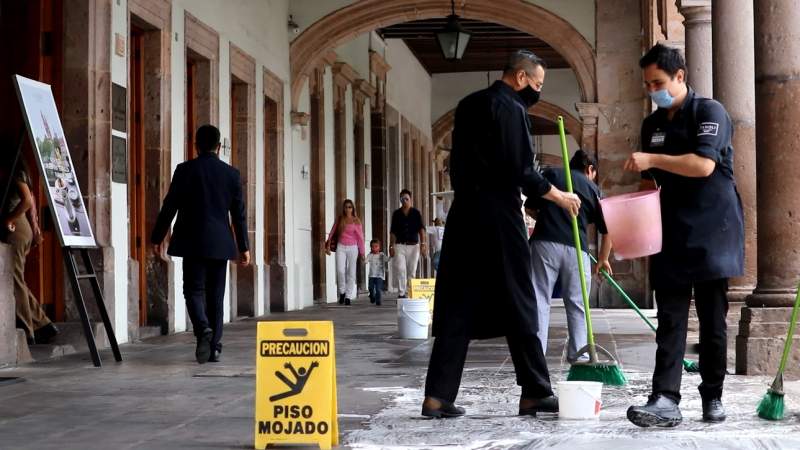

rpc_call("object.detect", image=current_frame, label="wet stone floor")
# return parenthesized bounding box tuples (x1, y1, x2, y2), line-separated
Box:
(2, 296, 800, 449)
(346, 369, 800, 449)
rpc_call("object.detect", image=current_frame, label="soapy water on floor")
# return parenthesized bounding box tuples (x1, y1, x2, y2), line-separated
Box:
(347, 368, 800, 449)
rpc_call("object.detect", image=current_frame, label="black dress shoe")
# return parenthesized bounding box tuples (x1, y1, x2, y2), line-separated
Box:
(519, 395, 559, 416)
(345, 298, 351, 306)
(627, 394, 682, 428)
(702, 398, 726, 422)
(196, 328, 213, 364)
(208, 349, 221, 363)
(34, 323, 59, 344)
(338, 293, 345, 304)
(421, 397, 465, 418)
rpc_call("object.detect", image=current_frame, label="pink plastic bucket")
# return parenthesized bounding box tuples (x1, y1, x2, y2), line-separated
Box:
(599, 190, 662, 260)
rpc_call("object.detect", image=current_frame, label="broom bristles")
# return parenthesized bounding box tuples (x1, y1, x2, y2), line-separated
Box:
(757, 389, 785, 421)
(682, 359, 700, 373)
(567, 363, 627, 386)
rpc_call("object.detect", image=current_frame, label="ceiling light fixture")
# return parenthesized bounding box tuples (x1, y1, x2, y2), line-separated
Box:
(435, 0, 471, 61)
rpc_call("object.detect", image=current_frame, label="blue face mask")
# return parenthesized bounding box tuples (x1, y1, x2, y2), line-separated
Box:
(649, 89, 674, 109)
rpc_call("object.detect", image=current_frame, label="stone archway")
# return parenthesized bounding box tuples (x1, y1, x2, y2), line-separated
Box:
(431, 100, 583, 149)
(290, 0, 596, 109)
(432, 109, 456, 149)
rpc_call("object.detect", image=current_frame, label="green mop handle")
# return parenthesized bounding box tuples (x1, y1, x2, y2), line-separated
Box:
(777, 282, 800, 374)
(588, 253, 657, 334)
(557, 116, 596, 356)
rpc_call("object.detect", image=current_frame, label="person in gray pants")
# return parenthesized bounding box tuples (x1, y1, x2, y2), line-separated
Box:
(525, 150, 612, 363)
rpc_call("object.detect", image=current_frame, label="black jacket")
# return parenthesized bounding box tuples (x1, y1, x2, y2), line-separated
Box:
(150, 152, 248, 260)
(640, 87, 743, 288)
(432, 81, 552, 340)
(527, 168, 607, 249)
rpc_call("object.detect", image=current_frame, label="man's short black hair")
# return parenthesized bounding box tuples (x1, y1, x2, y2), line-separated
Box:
(569, 149, 597, 172)
(639, 43, 686, 78)
(503, 49, 547, 77)
(196, 125, 221, 153)
(400, 189, 412, 198)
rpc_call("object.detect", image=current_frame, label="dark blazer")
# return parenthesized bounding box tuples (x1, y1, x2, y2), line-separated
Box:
(150, 152, 248, 260)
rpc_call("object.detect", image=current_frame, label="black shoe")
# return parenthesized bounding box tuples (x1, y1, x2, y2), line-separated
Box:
(345, 298, 351, 306)
(421, 397, 465, 418)
(338, 293, 345, 304)
(702, 398, 726, 423)
(519, 395, 559, 416)
(34, 323, 59, 344)
(209, 349, 221, 363)
(196, 328, 213, 364)
(398, 294, 408, 299)
(369, 295, 375, 304)
(375, 300, 382, 306)
(627, 394, 682, 428)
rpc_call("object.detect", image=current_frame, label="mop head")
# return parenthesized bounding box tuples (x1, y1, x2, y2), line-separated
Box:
(682, 359, 700, 373)
(567, 362, 627, 386)
(757, 388, 785, 421)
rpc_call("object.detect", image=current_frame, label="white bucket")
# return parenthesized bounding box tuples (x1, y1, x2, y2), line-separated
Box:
(398, 298, 430, 339)
(557, 381, 603, 419)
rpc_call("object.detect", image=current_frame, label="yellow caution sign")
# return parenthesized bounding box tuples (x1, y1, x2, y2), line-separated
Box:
(255, 321, 338, 450)
(410, 278, 436, 314)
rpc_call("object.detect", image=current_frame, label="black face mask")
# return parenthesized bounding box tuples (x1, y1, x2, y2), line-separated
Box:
(518, 85, 540, 108)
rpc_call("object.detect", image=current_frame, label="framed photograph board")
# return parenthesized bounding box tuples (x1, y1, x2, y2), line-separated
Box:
(13, 75, 97, 248)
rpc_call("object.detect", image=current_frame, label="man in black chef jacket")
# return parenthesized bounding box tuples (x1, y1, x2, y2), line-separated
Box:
(624, 44, 744, 427)
(421, 50, 582, 418)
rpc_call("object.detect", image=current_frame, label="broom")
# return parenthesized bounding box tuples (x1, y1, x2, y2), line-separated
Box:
(587, 253, 699, 373)
(756, 282, 800, 420)
(556, 116, 626, 386)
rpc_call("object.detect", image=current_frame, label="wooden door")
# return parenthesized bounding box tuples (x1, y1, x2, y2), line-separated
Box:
(129, 26, 147, 326)
(0, 0, 66, 320)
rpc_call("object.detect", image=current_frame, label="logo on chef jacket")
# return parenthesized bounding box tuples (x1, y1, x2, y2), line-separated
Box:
(698, 122, 719, 136)
(650, 131, 666, 147)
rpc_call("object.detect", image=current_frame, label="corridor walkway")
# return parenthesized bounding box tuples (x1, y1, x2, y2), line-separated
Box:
(0, 296, 798, 449)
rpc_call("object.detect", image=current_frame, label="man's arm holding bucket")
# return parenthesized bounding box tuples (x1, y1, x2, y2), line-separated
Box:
(625, 152, 716, 178)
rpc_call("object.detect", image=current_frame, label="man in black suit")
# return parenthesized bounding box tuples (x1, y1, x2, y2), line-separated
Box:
(151, 125, 250, 364)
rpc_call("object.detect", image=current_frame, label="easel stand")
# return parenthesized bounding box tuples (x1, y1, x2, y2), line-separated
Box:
(63, 247, 122, 367)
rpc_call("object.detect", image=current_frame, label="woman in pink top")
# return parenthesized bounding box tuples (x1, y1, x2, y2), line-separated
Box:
(325, 199, 364, 305)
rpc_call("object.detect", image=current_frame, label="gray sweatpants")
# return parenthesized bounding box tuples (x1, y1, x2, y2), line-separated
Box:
(530, 240, 590, 362)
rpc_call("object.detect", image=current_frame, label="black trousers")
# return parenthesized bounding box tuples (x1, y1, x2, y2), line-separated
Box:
(424, 333, 553, 403)
(652, 278, 729, 403)
(183, 258, 228, 351)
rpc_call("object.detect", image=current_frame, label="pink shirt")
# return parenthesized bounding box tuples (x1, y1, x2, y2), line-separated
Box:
(327, 221, 365, 256)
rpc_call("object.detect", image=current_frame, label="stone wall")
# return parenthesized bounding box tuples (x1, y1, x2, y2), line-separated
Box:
(0, 243, 16, 366)
(595, 0, 650, 306)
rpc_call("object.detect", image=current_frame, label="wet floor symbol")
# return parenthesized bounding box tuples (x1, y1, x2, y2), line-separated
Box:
(269, 361, 319, 402)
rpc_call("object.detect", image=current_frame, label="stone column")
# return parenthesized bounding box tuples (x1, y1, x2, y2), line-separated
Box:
(0, 244, 16, 365)
(370, 97, 388, 253)
(736, 0, 800, 375)
(678, 0, 713, 98)
(332, 62, 357, 205)
(712, 0, 756, 304)
(309, 67, 328, 303)
(575, 102, 599, 153)
(353, 80, 374, 292)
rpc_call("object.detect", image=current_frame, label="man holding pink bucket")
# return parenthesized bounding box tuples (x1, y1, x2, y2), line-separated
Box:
(623, 44, 744, 428)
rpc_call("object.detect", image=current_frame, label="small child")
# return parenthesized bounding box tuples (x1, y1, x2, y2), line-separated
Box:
(366, 239, 388, 306)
